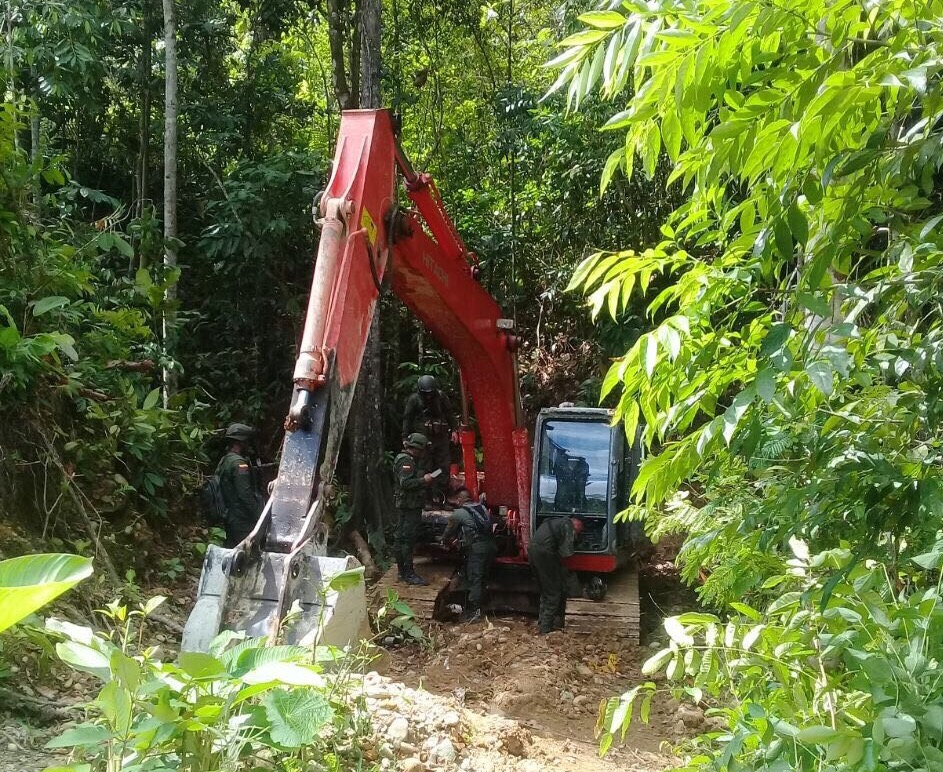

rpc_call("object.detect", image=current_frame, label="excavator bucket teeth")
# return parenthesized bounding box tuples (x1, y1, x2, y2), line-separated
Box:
(183, 545, 369, 652)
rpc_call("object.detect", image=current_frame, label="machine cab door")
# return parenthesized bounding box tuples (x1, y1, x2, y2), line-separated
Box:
(531, 408, 617, 556)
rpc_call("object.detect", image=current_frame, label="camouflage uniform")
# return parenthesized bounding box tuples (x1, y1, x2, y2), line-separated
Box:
(528, 517, 577, 633)
(394, 437, 432, 582)
(443, 502, 497, 614)
(402, 389, 455, 495)
(216, 450, 263, 547)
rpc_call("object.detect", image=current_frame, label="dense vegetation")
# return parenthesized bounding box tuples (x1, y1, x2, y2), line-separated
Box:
(8, 0, 943, 769)
(556, 0, 943, 768)
(0, 0, 667, 572)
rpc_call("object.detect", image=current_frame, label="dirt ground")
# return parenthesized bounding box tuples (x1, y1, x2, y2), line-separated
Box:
(368, 537, 700, 772)
(380, 618, 677, 771)
(0, 533, 697, 771)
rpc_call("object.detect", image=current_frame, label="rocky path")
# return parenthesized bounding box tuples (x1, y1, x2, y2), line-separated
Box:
(376, 617, 682, 772)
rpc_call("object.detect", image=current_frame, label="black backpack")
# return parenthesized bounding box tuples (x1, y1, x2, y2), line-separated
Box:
(199, 474, 229, 526)
(464, 503, 492, 536)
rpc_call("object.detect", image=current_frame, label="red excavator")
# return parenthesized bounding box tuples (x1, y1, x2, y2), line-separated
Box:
(182, 109, 642, 652)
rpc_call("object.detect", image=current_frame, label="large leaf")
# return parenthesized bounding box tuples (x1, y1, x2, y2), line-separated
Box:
(0, 554, 93, 634)
(262, 688, 334, 748)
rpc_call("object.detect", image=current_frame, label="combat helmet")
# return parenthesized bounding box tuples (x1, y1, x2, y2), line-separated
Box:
(404, 432, 430, 450)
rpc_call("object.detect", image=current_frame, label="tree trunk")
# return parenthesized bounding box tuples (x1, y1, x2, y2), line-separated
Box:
(132, 8, 153, 273)
(30, 80, 40, 213)
(161, 0, 178, 407)
(348, 0, 390, 546)
(326, 0, 353, 110)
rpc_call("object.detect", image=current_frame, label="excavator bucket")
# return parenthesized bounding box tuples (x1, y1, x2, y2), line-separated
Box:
(182, 544, 369, 652)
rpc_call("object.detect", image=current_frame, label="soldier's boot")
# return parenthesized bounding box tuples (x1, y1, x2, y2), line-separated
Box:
(403, 561, 428, 586)
(397, 561, 411, 583)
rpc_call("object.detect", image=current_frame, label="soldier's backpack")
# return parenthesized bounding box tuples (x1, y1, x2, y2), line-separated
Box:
(199, 474, 228, 526)
(464, 503, 492, 536)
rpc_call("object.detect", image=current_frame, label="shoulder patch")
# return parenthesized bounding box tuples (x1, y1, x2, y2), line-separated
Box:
(238, 463, 249, 470)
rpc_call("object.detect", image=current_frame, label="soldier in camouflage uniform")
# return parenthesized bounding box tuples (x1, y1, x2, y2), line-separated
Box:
(442, 487, 497, 623)
(395, 433, 436, 585)
(528, 516, 585, 634)
(217, 423, 265, 547)
(402, 375, 456, 500)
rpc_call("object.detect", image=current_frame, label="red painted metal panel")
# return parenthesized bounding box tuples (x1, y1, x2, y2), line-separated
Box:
(390, 216, 527, 511)
(319, 110, 397, 387)
(563, 554, 617, 572)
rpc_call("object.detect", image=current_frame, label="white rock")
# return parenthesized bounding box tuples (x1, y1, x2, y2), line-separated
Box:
(401, 758, 425, 772)
(442, 711, 461, 727)
(388, 716, 410, 742)
(434, 737, 457, 763)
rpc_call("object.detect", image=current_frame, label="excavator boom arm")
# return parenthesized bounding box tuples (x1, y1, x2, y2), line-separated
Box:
(183, 109, 531, 651)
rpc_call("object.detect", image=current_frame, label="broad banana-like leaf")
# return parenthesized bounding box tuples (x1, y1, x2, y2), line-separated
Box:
(0, 554, 93, 633)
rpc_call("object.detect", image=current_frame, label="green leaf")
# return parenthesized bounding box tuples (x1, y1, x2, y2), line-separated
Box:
(31, 296, 70, 316)
(798, 292, 830, 318)
(756, 369, 776, 402)
(641, 648, 673, 675)
(881, 714, 916, 738)
(913, 548, 943, 570)
(805, 360, 834, 396)
(761, 324, 791, 357)
(787, 203, 809, 245)
(327, 565, 365, 592)
(0, 554, 93, 634)
(644, 334, 658, 377)
(730, 602, 762, 621)
(241, 661, 325, 688)
(228, 644, 308, 676)
(797, 725, 840, 744)
(577, 11, 626, 29)
(177, 651, 226, 679)
(56, 641, 112, 681)
(45, 724, 113, 749)
(97, 680, 132, 735)
(142, 388, 161, 410)
(263, 688, 334, 748)
(43, 766, 91, 772)
(559, 29, 609, 47)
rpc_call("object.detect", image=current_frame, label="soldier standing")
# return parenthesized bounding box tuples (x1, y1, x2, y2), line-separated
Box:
(402, 375, 456, 500)
(216, 423, 264, 547)
(528, 516, 585, 634)
(395, 433, 437, 585)
(442, 487, 497, 623)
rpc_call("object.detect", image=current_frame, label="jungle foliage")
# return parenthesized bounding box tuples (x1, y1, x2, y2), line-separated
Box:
(0, 0, 672, 570)
(553, 0, 943, 768)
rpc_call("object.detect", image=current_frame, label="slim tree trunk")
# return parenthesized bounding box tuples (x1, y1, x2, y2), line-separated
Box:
(161, 0, 178, 407)
(326, 0, 353, 110)
(348, 0, 389, 545)
(132, 9, 153, 274)
(30, 76, 40, 213)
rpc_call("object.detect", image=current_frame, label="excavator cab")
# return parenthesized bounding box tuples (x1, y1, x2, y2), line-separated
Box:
(532, 407, 643, 571)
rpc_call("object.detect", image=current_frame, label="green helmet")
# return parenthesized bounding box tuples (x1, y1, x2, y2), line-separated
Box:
(404, 432, 430, 450)
(225, 423, 255, 442)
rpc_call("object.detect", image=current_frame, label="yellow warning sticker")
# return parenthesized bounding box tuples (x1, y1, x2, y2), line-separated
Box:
(360, 207, 378, 246)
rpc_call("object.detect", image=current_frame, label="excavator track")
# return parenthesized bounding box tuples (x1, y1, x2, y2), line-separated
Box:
(565, 569, 640, 640)
(371, 557, 640, 643)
